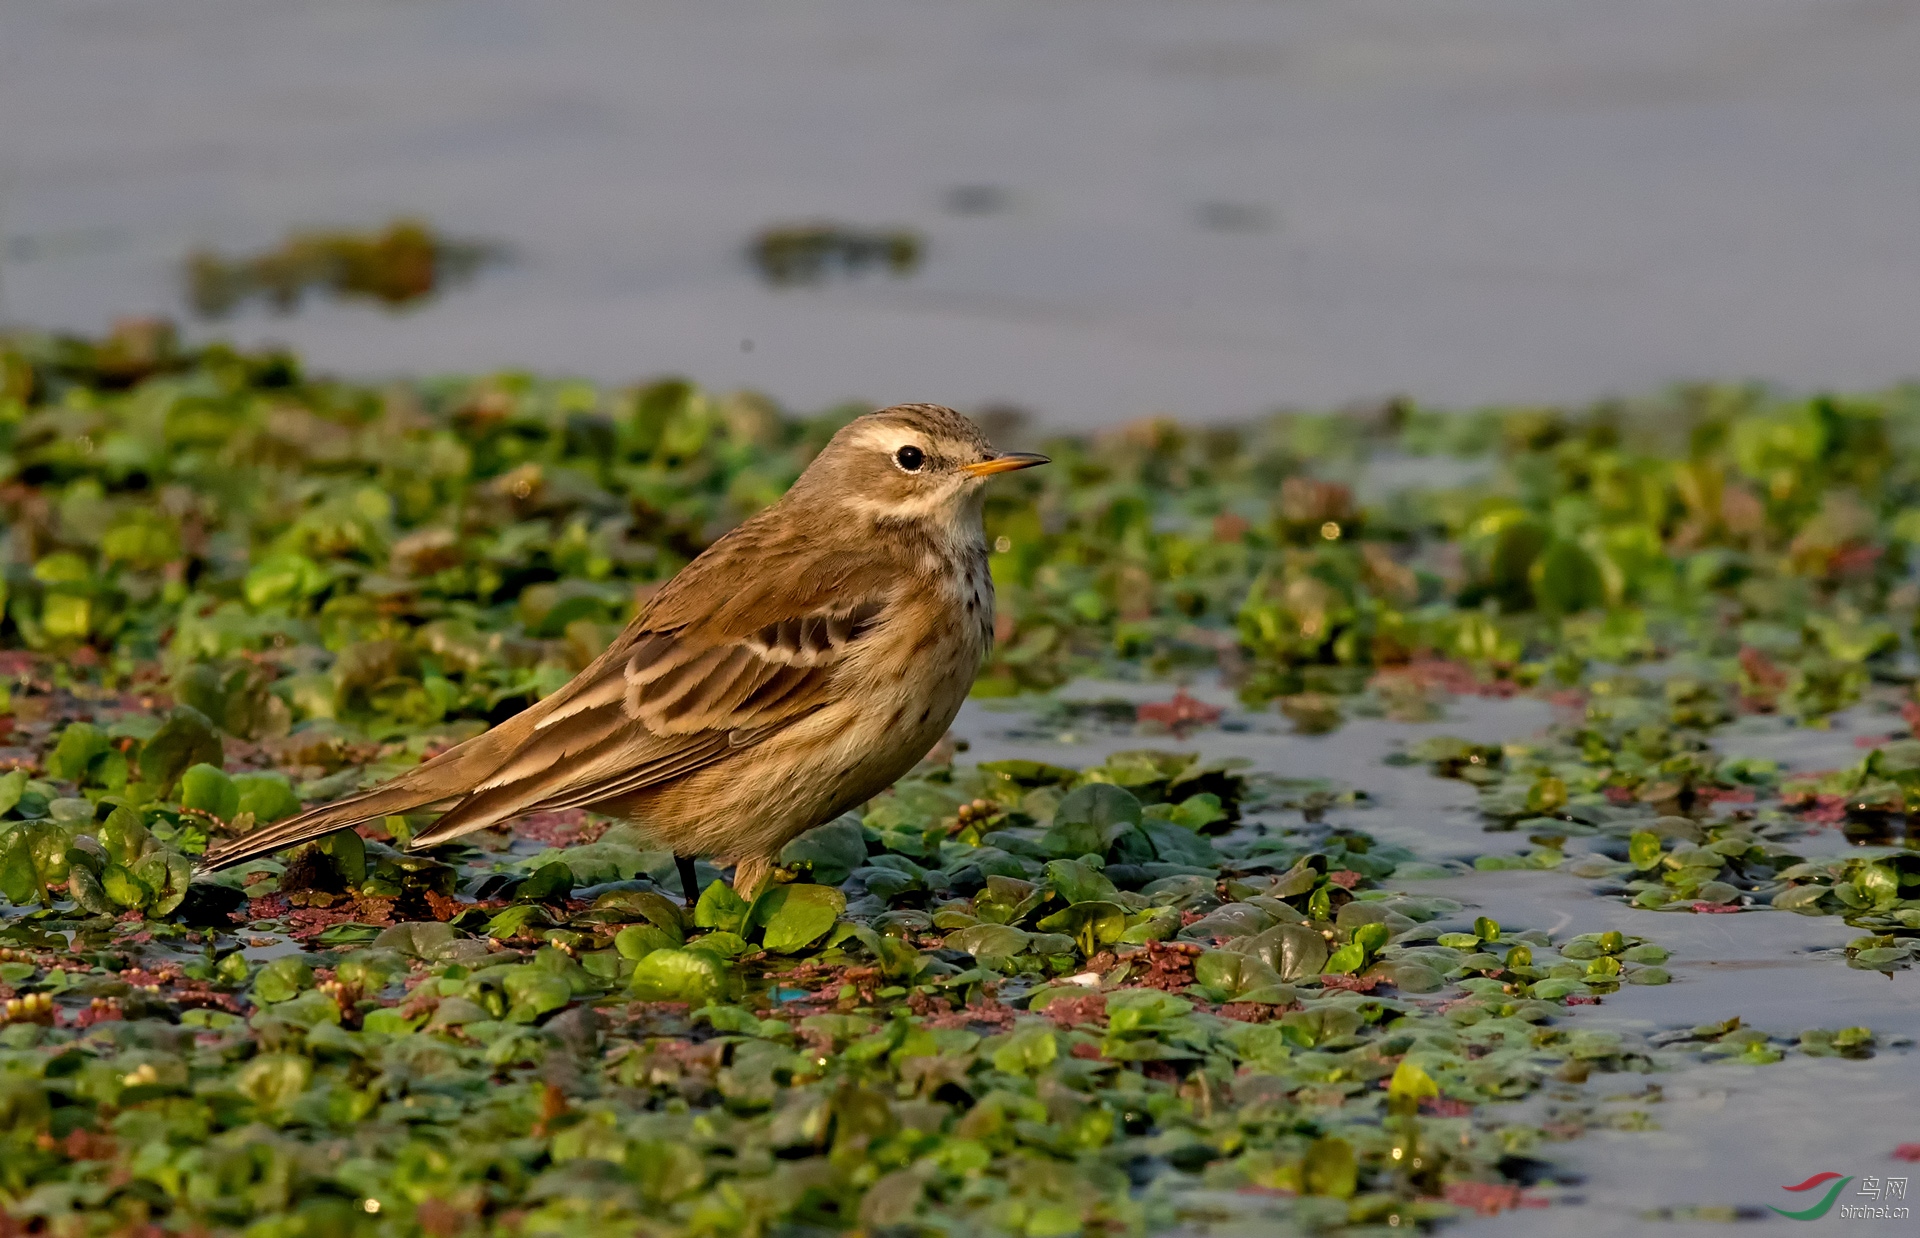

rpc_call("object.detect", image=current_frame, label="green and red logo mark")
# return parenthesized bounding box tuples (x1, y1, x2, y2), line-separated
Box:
(1770, 1172, 1853, 1220)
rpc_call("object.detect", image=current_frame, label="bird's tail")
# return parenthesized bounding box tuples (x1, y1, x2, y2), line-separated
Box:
(196, 778, 458, 873)
(198, 708, 536, 873)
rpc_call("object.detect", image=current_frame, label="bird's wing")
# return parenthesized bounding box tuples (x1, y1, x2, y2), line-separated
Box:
(402, 589, 890, 845)
(200, 535, 899, 870)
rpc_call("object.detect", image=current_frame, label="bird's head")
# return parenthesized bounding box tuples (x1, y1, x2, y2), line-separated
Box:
(793, 403, 1048, 542)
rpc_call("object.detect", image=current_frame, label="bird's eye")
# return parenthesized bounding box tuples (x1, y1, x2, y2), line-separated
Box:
(894, 445, 926, 472)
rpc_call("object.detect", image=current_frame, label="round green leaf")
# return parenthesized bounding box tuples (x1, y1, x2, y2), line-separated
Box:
(630, 947, 730, 1004)
(180, 763, 239, 820)
(753, 884, 847, 953)
(253, 956, 314, 1005)
(945, 923, 1032, 958)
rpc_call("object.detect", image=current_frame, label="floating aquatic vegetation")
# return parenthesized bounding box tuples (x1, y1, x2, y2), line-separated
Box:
(0, 713, 1815, 1238)
(184, 218, 502, 317)
(0, 328, 1914, 1231)
(748, 222, 924, 285)
(6, 328, 1920, 730)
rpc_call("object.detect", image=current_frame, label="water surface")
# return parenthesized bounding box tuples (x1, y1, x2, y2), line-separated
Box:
(5, 0, 1920, 424)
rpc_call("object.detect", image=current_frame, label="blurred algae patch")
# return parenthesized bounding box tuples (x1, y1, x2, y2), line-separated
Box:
(748, 221, 923, 285)
(184, 218, 503, 317)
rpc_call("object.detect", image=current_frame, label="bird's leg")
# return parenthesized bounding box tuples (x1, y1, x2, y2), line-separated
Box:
(676, 855, 703, 907)
(731, 856, 770, 903)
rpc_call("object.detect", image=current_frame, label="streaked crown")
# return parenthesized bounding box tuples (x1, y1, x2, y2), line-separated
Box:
(784, 403, 1047, 532)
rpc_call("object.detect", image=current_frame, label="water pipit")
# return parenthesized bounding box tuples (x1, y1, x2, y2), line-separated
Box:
(200, 404, 1046, 902)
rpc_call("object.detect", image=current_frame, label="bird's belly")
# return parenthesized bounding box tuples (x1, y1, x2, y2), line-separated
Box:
(607, 630, 978, 860)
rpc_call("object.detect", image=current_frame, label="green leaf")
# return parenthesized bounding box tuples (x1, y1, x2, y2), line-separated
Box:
(67, 866, 112, 914)
(777, 816, 869, 885)
(138, 708, 223, 796)
(334, 948, 406, 992)
(1303, 1137, 1357, 1199)
(1143, 792, 1227, 832)
(1040, 783, 1142, 858)
(504, 969, 573, 1022)
(134, 851, 192, 916)
(629, 947, 730, 1004)
(694, 879, 749, 933)
(1377, 960, 1444, 992)
(1105, 988, 1192, 1033)
(0, 827, 44, 905)
(1138, 819, 1220, 867)
(690, 1004, 762, 1035)
(1855, 862, 1900, 909)
(945, 923, 1031, 959)
(517, 862, 576, 904)
(1771, 884, 1827, 911)
(1321, 941, 1366, 975)
(1042, 858, 1118, 904)
(244, 552, 329, 609)
(990, 1023, 1059, 1073)
(360, 1007, 424, 1035)
(0, 769, 26, 819)
(978, 760, 1078, 786)
(180, 763, 239, 820)
(1232, 923, 1331, 982)
(751, 884, 846, 953)
(98, 806, 152, 866)
(40, 592, 91, 639)
(45, 722, 110, 784)
(234, 1054, 312, 1111)
(299, 829, 367, 887)
(542, 839, 662, 886)
(1194, 949, 1289, 1001)
(1387, 1059, 1440, 1101)
(1035, 900, 1127, 955)
(1628, 831, 1663, 870)
(253, 956, 314, 1005)
(1531, 538, 1606, 614)
(1473, 915, 1501, 942)
(590, 888, 686, 939)
(1352, 922, 1390, 958)
(615, 924, 677, 961)
(101, 863, 151, 909)
(485, 904, 550, 940)
(372, 921, 458, 957)
(1118, 906, 1181, 944)
(233, 773, 302, 824)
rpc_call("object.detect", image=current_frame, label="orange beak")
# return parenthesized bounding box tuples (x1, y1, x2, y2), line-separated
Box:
(963, 452, 1050, 477)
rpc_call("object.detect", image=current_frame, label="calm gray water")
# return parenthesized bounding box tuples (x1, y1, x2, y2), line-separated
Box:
(4, 0, 1920, 425)
(951, 683, 1920, 1234)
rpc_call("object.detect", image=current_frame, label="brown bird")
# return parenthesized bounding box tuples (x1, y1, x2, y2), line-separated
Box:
(199, 404, 1046, 903)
